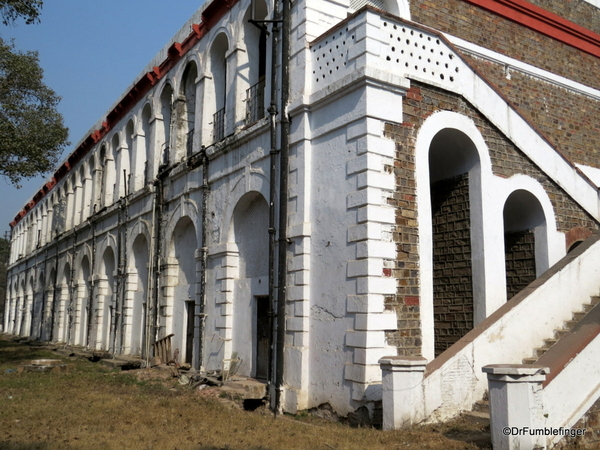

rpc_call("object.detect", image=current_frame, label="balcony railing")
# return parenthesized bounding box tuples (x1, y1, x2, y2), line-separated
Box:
(213, 108, 225, 142)
(245, 78, 265, 125)
(186, 128, 194, 158)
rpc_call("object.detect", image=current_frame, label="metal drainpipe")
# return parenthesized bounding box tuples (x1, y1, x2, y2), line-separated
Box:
(144, 184, 157, 365)
(275, 0, 291, 414)
(152, 172, 166, 354)
(49, 235, 59, 342)
(198, 148, 209, 371)
(86, 218, 96, 348)
(267, 0, 281, 407)
(111, 201, 122, 356)
(119, 176, 129, 352)
(66, 231, 77, 346)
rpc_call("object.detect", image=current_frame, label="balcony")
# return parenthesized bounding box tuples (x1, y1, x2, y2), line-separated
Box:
(245, 78, 265, 125)
(213, 108, 225, 142)
(186, 128, 194, 157)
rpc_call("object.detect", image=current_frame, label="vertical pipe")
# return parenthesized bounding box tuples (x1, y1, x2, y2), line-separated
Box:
(267, 0, 281, 407)
(87, 219, 96, 347)
(275, 0, 291, 414)
(198, 148, 209, 370)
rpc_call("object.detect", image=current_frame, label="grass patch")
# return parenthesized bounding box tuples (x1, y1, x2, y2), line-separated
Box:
(0, 336, 505, 449)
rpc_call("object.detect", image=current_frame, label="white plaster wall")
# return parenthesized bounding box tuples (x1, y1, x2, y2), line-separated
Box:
(543, 333, 600, 447)
(421, 237, 600, 422)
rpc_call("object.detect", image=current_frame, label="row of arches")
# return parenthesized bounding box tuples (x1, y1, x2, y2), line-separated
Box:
(5, 187, 272, 378)
(417, 111, 566, 358)
(9, 0, 271, 265)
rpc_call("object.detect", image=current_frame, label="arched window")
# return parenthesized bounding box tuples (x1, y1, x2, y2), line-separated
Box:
(126, 119, 135, 193)
(160, 84, 173, 167)
(141, 104, 153, 183)
(428, 128, 481, 357)
(502, 190, 547, 300)
(210, 34, 229, 142)
(243, 1, 268, 125)
(177, 62, 198, 159)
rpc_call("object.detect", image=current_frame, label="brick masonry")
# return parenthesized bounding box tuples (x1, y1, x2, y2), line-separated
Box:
(384, 80, 599, 357)
(411, 0, 600, 90)
(431, 174, 474, 356)
(410, 0, 600, 169)
(504, 230, 536, 300)
(522, 0, 600, 35)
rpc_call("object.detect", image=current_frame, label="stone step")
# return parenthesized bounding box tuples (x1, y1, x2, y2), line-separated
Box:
(523, 294, 599, 364)
(564, 319, 578, 330)
(554, 329, 569, 340)
(582, 303, 595, 313)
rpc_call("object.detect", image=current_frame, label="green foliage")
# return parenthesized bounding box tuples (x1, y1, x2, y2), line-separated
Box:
(0, 38, 69, 187)
(0, 0, 43, 26)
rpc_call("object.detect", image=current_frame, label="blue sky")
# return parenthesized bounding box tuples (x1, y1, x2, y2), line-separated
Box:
(0, 0, 206, 236)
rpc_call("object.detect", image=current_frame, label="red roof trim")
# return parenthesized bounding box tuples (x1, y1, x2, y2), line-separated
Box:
(11, 0, 240, 227)
(462, 0, 600, 58)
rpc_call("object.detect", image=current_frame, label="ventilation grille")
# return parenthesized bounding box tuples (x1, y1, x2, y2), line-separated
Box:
(350, 0, 386, 11)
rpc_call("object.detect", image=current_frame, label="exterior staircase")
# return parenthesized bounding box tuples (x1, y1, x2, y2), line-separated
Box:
(379, 232, 600, 449)
(522, 296, 600, 365)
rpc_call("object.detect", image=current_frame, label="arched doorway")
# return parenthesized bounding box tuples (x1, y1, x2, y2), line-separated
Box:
(231, 192, 270, 379)
(130, 234, 150, 356)
(170, 217, 198, 365)
(502, 190, 547, 300)
(428, 128, 481, 356)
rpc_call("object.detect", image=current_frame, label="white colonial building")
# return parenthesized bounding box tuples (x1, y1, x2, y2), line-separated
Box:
(5, 0, 600, 444)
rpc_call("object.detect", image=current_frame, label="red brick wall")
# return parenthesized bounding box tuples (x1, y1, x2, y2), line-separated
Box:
(504, 229, 536, 300)
(410, 0, 600, 90)
(384, 81, 599, 356)
(431, 174, 474, 356)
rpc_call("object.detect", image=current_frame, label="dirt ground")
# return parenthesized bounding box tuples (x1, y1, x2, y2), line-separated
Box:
(0, 335, 589, 449)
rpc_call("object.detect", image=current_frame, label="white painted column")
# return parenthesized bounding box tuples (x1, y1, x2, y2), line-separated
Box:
(57, 283, 69, 343)
(379, 356, 427, 430)
(42, 287, 54, 341)
(483, 364, 548, 450)
(122, 270, 137, 355)
(160, 259, 178, 339)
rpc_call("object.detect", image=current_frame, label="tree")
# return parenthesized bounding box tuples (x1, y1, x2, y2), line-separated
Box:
(0, 42, 68, 187)
(0, 0, 43, 26)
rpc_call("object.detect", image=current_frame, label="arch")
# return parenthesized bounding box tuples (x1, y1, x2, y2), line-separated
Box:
(415, 111, 496, 360)
(242, 1, 268, 125)
(208, 32, 229, 143)
(95, 233, 118, 273)
(96, 246, 116, 351)
(496, 176, 563, 298)
(138, 103, 153, 188)
(55, 262, 71, 343)
(126, 119, 135, 194)
(566, 227, 593, 253)
(75, 255, 92, 346)
(176, 61, 198, 160)
(220, 169, 270, 245)
(159, 83, 174, 167)
(168, 216, 198, 365)
(129, 233, 150, 356)
(229, 191, 270, 379)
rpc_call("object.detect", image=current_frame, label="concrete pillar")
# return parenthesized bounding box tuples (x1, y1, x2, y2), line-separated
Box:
(482, 364, 549, 450)
(379, 356, 427, 430)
